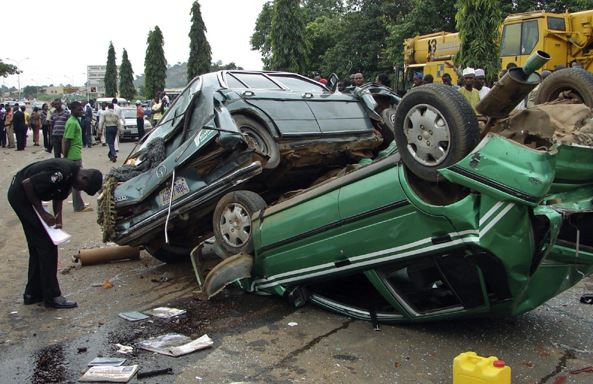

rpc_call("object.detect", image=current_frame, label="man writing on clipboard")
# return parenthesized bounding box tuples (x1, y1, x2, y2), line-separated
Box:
(7, 159, 102, 309)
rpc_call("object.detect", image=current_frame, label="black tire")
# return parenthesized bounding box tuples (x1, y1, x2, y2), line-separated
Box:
(534, 68, 593, 107)
(145, 244, 190, 263)
(213, 190, 267, 256)
(393, 84, 480, 182)
(380, 107, 396, 145)
(233, 115, 280, 169)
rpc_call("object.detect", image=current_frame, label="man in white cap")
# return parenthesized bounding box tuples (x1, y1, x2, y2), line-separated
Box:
(458, 67, 480, 112)
(474, 69, 491, 99)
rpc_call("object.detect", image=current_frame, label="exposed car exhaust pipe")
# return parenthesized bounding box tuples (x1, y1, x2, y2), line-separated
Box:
(477, 50, 550, 118)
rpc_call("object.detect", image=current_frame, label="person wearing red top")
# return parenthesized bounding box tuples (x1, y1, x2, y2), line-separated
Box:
(135, 100, 145, 140)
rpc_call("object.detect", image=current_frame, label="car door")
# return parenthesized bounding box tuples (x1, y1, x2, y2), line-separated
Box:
(226, 72, 322, 137)
(267, 73, 374, 135)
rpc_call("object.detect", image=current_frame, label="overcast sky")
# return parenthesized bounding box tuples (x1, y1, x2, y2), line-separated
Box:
(1, 0, 268, 88)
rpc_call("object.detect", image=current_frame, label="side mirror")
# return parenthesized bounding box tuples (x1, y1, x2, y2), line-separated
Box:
(327, 73, 339, 93)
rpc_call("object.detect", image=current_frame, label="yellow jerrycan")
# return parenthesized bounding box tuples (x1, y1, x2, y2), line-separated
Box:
(453, 351, 511, 384)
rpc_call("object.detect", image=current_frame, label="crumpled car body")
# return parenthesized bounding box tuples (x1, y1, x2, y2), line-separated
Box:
(241, 134, 593, 322)
(98, 71, 399, 255)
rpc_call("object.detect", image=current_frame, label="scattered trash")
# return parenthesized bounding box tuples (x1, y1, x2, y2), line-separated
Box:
(73, 246, 140, 266)
(60, 265, 74, 275)
(118, 311, 149, 322)
(287, 322, 298, 327)
(77, 347, 88, 354)
(145, 307, 186, 319)
(136, 367, 173, 379)
(115, 343, 133, 354)
(79, 365, 139, 382)
(150, 272, 172, 283)
(570, 366, 593, 374)
(10, 311, 18, 315)
(88, 357, 127, 367)
(137, 333, 213, 357)
(102, 279, 114, 289)
(580, 294, 593, 304)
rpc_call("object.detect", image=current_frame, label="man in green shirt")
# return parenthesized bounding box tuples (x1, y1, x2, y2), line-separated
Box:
(457, 67, 480, 113)
(63, 101, 92, 212)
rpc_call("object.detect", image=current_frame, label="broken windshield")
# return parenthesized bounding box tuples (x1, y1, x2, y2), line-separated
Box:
(137, 77, 203, 152)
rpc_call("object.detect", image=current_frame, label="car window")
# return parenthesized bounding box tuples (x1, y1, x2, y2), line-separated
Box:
(500, 23, 521, 56)
(231, 73, 282, 89)
(269, 74, 326, 93)
(547, 17, 565, 31)
(122, 109, 136, 119)
(226, 74, 247, 88)
(521, 20, 539, 55)
(137, 77, 202, 151)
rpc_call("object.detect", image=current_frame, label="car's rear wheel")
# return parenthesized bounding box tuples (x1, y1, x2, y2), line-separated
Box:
(233, 115, 280, 169)
(213, 190, 267, 256)
(393, 84, 480, 182)
(534, 68, 593, 107)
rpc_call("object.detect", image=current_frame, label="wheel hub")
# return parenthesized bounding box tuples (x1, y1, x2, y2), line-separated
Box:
(403, 104, 451, 167)
(220, 203, 251, 248)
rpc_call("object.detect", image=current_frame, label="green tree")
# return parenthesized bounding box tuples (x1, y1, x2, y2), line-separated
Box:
(0, 60, 18, 78)
(144, 26, 167, 99)
(455, 0, 502, 83)
(188, 1, 212, 80)
(383, 0, 455, 65)
(501, 0, 591, 14)
(104, 42, 118, 97)
(270, 0, 308, 73)
(119, 49, 136, 101)
(251, 1, 274, 69)
(320, 0, 394, 80)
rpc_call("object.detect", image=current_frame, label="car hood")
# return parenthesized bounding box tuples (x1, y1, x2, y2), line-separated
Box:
(113, 73, 244, 206)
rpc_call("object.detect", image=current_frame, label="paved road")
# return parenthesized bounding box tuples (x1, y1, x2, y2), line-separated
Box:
(0, 136, 592, 383)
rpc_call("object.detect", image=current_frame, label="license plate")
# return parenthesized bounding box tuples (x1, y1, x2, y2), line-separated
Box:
(158, 177, 190, 206)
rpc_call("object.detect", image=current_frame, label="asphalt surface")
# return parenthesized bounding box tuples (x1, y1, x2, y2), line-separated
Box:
(0, 136, 592, 383)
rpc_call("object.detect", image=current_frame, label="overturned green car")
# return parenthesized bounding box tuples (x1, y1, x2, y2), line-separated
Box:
(198, 76, 593, 323)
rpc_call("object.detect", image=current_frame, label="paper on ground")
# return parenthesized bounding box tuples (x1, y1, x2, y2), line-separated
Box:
(33, 207, 71, 245)
(138, 333, 213, 357)
(145, 307, 186, 319)
(79, 365, 138, 382)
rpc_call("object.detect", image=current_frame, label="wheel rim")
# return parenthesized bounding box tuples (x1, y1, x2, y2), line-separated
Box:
(219, 202, 252, 249)
(403, 103, 451, 166)
(240, 126, 270, 156)
(382, 108, 396, 130)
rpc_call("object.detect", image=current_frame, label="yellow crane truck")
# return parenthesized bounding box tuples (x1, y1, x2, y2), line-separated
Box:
(395, 10, 593, 93)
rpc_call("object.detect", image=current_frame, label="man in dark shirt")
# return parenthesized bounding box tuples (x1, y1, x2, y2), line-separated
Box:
(50, 99, 70, 158)
(7, 159, 102, 308)
(12, 103, 26, 151)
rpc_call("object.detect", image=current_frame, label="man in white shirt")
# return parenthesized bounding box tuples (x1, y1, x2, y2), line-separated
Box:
(112, 98, 124, 152)
(474, 69, 491, 100)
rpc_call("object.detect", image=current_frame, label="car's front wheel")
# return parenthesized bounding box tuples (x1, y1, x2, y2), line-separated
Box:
(393, 84, 480, 182)
(213, 190, 267, 256)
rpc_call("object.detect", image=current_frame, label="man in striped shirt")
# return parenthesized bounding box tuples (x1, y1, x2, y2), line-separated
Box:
(50, 99, 70, 158)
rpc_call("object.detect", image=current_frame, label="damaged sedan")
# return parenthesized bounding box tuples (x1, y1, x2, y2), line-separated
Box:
(195, 64, 593, 323)
(98, 70, 398, 262)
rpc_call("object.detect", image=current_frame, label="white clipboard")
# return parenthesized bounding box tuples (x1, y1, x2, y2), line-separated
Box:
(33, 207, 71, 245)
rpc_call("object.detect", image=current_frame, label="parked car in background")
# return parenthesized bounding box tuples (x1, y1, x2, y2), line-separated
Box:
(98, 70, 400, 262)
(120, 107, 153, 140)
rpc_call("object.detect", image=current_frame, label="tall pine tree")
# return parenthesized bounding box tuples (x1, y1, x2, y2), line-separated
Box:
(187, 0, 212, 81)
(455, 0, 502, 82)
(144, 26, 167, 99)
(119, 49, 136, 101)
(104, 42, 118, 97)
(270, 0, 308, 73)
